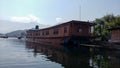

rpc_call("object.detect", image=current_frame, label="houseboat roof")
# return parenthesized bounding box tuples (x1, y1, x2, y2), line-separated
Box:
(28, 20, 94, 31)
(108, 26, 120, 30)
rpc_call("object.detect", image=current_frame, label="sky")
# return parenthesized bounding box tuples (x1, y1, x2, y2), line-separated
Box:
(0, 0, 120, 33)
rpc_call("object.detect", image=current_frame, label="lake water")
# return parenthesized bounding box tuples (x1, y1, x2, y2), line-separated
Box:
(0, 38, 120, 68)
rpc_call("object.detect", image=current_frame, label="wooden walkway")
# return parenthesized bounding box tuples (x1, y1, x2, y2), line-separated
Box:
(80, 44, 120, 50)
(80, 44, 102, 48)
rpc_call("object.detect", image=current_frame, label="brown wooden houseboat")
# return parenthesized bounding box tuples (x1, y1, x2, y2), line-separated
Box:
(26, 20, 94, 45)
(109, 27, 120, 44)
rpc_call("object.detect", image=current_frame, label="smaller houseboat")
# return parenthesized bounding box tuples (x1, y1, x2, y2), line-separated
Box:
(109, 27, 120, 44)
(1, 35, 8, 38)
(18, 36, 22, 39)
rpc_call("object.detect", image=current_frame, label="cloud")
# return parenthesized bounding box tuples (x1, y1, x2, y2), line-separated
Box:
(0, 19, 48, 33)
(10, 14, 40, 23)
(56, 18, 63, 23)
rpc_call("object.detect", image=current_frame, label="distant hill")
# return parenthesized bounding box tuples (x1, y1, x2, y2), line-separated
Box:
(0, 33, 3, 37)
(0, 33, 4, 36)
(0, 33, 3, 35)
(6, 30, 26, 37)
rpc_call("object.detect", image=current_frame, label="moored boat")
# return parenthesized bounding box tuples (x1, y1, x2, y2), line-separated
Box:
(26, 20, 95, 45)
(18, 36, 22, 39)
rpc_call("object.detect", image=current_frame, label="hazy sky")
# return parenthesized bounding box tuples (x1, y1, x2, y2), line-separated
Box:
(0, 0, 120, 33)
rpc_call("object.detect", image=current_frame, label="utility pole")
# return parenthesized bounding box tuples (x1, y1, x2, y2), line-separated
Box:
(79, 5, 81, 20)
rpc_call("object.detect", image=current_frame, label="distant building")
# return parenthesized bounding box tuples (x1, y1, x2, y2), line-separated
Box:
(26, 20, 94, 45)
(109, 27, 120, 43)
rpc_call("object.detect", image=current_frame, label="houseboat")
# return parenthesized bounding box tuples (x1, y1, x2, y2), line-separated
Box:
(109, 27, 120, 44)
(26, 20, 94, 45)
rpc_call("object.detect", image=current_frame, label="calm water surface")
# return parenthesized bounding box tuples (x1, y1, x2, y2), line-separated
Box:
(0, 38, 120, 68)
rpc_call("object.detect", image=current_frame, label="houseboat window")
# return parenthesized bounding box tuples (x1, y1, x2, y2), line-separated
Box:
(53, 29, 59, 35)
(89, 27, 91, 33)
(36, 32, 39, 36)
(64, 27, 67, 33)
(40, 32, 42, 36)
(78, 28, 82, 32)
(42, 32, 44, 35)
(36, 33, 37, 36)
(70, 23, 72, 27)
(46, 31, 49, 35)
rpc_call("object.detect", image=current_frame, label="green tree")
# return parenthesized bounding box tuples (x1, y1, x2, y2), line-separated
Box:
(93, 14, 120, 41)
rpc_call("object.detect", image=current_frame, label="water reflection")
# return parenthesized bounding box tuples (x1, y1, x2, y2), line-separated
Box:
(90, 48, 120, 68)
(26, 42, 120, 68)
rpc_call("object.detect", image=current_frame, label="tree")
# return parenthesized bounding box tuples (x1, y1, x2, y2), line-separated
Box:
(93, 14, 120, 41)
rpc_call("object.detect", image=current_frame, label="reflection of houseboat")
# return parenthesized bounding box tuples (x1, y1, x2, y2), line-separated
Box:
(26, 42, 120, 68)
(26, 42, 90, 68)
(26, 20, 94, 45)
